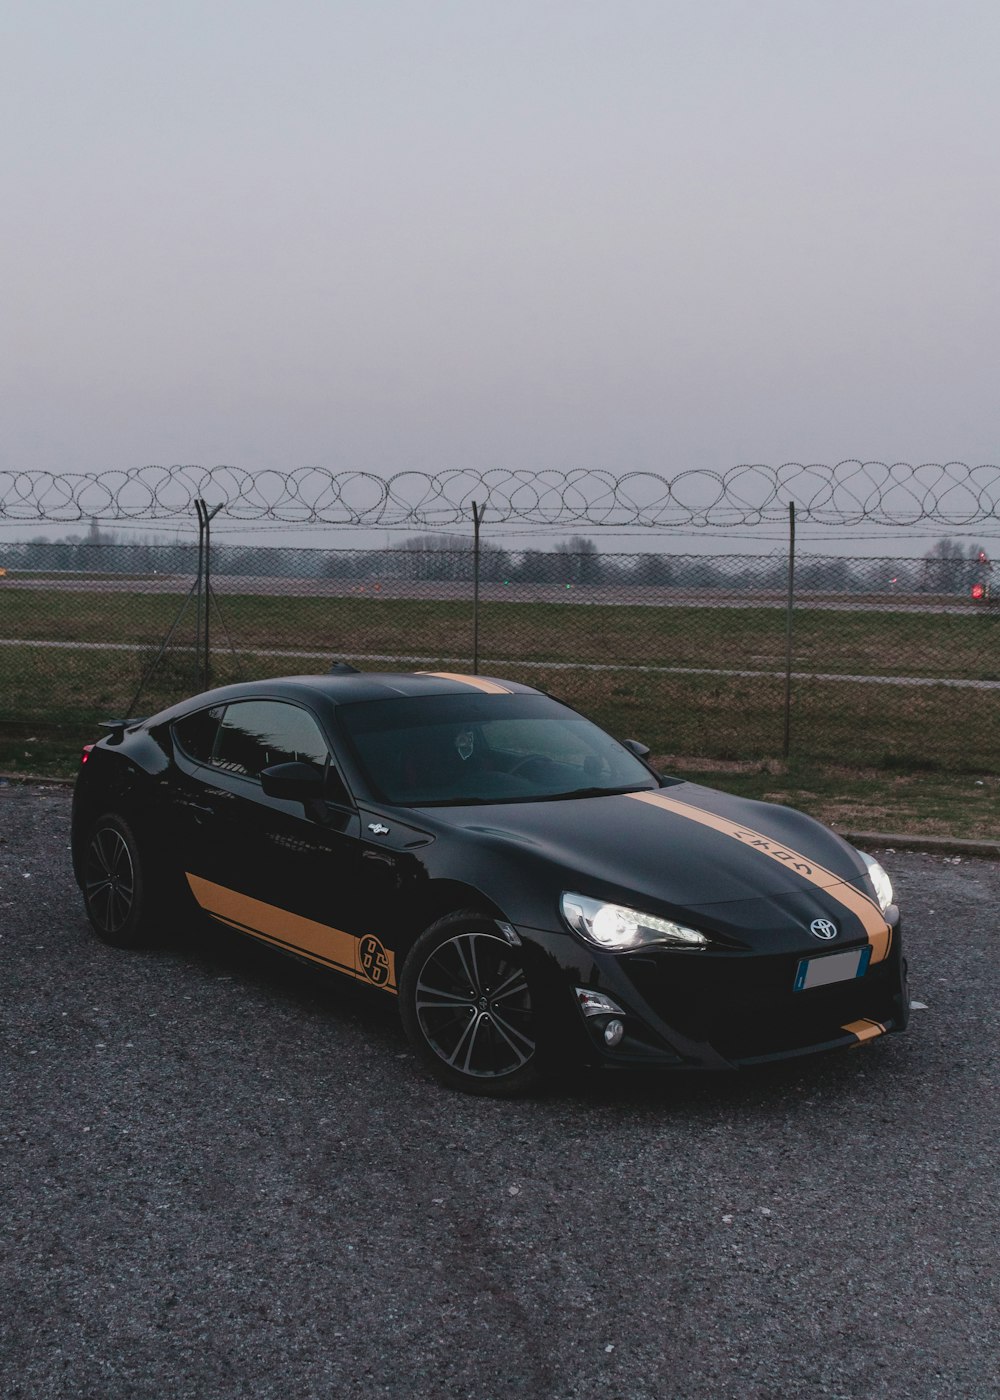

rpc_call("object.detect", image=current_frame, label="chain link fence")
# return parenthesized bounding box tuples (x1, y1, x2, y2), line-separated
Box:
(2, 538, 997, 772)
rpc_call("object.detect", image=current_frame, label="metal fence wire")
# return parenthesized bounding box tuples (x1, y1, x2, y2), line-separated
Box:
(4, 461, 1000, 526)
(2, 539, 998, 772)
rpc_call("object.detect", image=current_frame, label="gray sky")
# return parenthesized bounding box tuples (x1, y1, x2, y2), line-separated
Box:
(3, 0, 999, 492)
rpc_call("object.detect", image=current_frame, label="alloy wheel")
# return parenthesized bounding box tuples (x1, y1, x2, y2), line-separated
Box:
(414, 932, 535, 1079)
(84, 827, 136, 936)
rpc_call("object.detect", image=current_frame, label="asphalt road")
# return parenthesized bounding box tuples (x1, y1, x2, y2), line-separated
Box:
(3, 574, 987, 614)
(2, 785, 998, 1400)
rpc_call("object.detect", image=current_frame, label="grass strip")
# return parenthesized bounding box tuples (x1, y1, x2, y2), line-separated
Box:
(3, 588, 1000, 680)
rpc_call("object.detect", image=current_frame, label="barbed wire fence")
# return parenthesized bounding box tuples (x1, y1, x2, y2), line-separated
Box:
(2, 461, 1000, 528)
(1, 464, 998, 774)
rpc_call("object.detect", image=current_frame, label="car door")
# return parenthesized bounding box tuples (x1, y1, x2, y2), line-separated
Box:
(173, 697, 398, 992)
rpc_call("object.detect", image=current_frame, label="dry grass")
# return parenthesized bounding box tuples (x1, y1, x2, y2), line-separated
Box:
(3, 587, 1000, 679)
(668, 762, 1000, 841)
(3, 588, 1000, 781)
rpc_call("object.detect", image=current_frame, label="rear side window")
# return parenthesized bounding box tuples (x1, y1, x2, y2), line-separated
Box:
(173, 706, 223, 764)
(211, 700, 330, 781)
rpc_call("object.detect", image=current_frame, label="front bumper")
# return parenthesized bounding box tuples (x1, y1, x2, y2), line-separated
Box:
(520, 910, 908, 1071)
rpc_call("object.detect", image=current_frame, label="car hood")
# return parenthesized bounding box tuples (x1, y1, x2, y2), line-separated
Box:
(427, 780, 875, 917)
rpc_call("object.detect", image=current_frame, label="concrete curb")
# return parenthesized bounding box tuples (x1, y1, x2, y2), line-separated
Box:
(837, 830, 1000, 859)
(1, 772, 997, 859)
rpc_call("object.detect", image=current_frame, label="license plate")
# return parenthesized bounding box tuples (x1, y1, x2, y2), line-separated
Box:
(794, 945, 872, 992)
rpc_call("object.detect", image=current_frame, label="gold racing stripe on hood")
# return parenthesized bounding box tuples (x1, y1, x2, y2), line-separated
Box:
(842, 1018, 888, 1042)
(417, 671, 514, 695)
(186, 873, 397, 992)
(626, 791, 893, 963)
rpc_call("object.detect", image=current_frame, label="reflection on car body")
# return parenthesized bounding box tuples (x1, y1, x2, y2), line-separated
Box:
(72, 669, 908, 1095)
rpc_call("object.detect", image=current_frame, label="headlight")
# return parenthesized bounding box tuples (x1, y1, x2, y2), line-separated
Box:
(859, 851, 894, 913)
(561, 892, 708, 950)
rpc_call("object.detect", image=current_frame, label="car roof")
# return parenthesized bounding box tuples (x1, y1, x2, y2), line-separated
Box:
(236, 671, 539, 704)
(145, 670, 543, 726)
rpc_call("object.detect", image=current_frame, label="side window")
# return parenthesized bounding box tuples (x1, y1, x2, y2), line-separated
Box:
(211, 700, 330, 781)
(173, 705, 224, 764)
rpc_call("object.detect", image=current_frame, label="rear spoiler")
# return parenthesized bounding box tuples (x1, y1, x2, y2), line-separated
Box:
(98, 718, 147, 744)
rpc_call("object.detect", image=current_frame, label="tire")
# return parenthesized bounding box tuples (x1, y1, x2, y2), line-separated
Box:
(81, 813, 158, 949)
(399, 911, 541, 1097)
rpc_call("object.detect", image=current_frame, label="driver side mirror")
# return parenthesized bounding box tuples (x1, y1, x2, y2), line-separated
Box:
(260, 761, 326, 801)
(260, 760, 354, 808)
(622, 739, 651, 760)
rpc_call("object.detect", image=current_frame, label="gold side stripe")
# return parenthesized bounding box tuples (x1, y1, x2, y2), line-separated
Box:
(211, 913, 358, 978)
(842, 1018, 888, 1043)
(417, 671, 514, 695)
(627, 791, 893, 964)
(186, 873, 397, 993)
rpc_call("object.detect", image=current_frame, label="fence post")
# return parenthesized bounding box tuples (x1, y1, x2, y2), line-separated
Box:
(194, 498, 222, 691)
(471, 502, 484, 674)
(782, 501, 796, 759)
(194, 500, 206, 691)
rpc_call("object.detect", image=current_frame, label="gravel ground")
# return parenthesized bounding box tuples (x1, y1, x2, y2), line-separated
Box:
(1, 784, 998, 1400)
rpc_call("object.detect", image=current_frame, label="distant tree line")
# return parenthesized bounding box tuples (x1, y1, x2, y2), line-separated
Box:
(4, 529, 992, 596)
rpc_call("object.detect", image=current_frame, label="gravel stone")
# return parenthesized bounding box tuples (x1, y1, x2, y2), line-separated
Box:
(2, 786, 998, 1399)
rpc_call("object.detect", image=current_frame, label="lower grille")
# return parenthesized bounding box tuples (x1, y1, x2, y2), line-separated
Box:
(620, 947, 902, 1062)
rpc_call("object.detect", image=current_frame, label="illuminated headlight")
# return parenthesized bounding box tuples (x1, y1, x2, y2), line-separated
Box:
(859, 851, 894, 913)
(561, 892, 708, 951)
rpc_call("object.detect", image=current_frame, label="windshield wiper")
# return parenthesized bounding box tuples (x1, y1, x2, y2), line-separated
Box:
(401, 795, 497, 807)
(400, 783, 656, 808)
(533, 783, 655, 802)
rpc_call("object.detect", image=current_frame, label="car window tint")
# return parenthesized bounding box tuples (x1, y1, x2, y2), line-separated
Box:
(173, 706, 224, 764)
(212, 700, 329, 781)
(482, 717, 593, 766)
(338, 693, 655, 805)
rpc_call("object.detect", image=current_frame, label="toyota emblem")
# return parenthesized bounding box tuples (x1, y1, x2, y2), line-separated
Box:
(809, 918, 838, 941)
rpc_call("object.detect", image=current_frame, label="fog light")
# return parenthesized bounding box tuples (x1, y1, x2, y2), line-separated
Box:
(576, 987, 625, 1019)
(603, 1018, 625, 1047)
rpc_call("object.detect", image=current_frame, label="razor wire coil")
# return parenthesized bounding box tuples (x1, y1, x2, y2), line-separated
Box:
(1, 462, 999, 527)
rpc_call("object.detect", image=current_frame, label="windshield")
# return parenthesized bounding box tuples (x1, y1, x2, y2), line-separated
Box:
(337, 693, 658, 806)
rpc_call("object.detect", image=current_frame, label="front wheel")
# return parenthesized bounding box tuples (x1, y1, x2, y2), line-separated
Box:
(399, 912, 540, 1096)
(81, 814, 158, 949)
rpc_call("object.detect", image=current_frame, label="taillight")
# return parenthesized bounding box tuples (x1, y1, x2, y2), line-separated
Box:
(81, 744, 94, 765)
(971, 583, 986, 600)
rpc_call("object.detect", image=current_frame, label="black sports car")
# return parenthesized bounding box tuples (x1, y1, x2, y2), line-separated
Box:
(72, 669, 907, 1095)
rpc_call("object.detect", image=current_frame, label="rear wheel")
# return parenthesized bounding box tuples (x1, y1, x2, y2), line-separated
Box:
(400, 911, 540, 1096)
(82, 814, 158, 949)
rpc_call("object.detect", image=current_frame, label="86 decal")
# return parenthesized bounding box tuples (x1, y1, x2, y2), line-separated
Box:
(357, 934, 394, 989)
